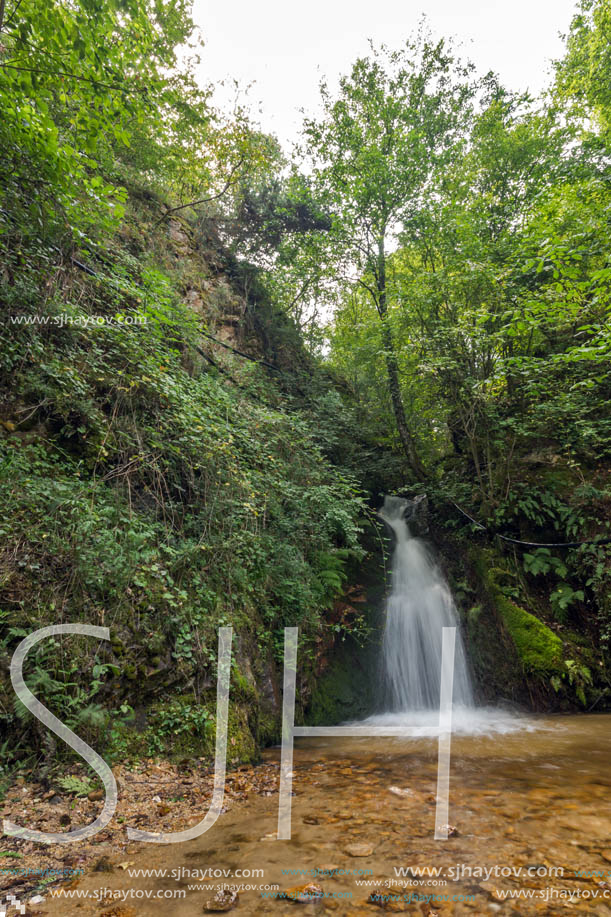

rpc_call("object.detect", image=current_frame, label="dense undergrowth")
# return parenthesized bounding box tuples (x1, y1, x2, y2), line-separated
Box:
(0, 195, 383, 774)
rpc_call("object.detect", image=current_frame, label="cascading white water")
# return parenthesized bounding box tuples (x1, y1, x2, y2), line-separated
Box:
(379, 495, 474, 712)
(359, 495, 529, 734)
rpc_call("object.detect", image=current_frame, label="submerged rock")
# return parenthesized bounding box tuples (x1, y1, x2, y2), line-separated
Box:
(345, 843, 374, 857)
(204, 888, 239, 912)
(281, 883, 324, 903)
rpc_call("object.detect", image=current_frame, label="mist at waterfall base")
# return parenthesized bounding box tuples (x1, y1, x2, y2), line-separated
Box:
(361, 496, 534, 736)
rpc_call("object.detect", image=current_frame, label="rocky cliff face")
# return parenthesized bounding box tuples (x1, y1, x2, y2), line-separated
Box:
(438, 533, 609, 712)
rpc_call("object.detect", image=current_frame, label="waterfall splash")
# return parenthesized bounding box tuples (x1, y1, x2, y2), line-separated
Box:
(379, 495, 474, 711)
(362, 495, 528, 735)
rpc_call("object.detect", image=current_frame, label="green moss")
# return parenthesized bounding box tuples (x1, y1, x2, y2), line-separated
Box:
(468, 547, 564, 683)
(105, 695, 258, 764)
(232, 668, 257, 703)
(307, 650, 375, 726)
(256, 710, 280, 746)
(493, 590, 563, 675)
(221, 706, 253, 763)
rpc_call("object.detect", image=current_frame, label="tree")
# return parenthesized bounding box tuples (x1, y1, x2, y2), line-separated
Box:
(0, 0, 211, 248)
(555, 0, 611, 143)
(302, 35, 475, 477)
(327, 75, 611, 507)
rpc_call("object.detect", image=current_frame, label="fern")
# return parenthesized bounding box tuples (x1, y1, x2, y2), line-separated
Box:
(57, 775, 94, 798)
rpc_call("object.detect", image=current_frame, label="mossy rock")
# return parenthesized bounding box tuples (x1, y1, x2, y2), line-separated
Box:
(226, 703, 257, 764)
(307, 644, 376, 726)
(458, 545, 565, 706)
(104, 692, 257, 764)
(256, 709, 280, 746)
(492, 589, 563, 675)
(231, 667, 258, 703)
(478, 559, 564, 677)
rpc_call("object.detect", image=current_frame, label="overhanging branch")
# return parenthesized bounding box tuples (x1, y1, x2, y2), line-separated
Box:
(153, 158, 244, 229)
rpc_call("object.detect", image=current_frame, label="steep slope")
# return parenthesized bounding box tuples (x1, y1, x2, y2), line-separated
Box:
(0, 190, 370, 770)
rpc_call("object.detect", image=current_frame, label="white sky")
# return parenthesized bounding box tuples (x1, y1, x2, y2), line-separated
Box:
(192, 0, 579, 149)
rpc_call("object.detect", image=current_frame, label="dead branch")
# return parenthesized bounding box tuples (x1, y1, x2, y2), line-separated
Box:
(153, 158, 245, 229)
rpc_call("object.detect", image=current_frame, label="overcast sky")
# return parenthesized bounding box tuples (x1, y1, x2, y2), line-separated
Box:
(192, 0, 579, 147)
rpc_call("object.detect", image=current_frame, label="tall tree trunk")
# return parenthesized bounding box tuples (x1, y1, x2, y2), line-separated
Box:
(376, 239, 426, 479)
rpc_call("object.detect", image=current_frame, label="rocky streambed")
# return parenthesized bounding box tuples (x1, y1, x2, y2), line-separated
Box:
(2, 714, 610, 915)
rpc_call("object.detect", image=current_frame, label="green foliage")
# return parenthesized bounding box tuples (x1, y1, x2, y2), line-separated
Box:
(551, 659, 594, 706)
(57, 775, 95, 798)
(471, 551, 564, 676)
(523, 549, 586, 623)
(574, 541, 611, 646)
(0, 0, 368, 755)
(313, 549, 351, 604)
(555, 0, 611, 141)
(550, 584, 585, 621)
(3, 0, 611, 765)
(320, 15, 611, 663)
(145, 699, 213, 757)
(523, 549, 567, 579)
(0, 216, 365, 759)
(0, 0, 211, 247)
(302, 34, 476, 472)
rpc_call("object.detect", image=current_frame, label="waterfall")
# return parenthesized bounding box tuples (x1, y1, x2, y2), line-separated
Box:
(379, 495, 474, 712)
(358, 495, 526, 735)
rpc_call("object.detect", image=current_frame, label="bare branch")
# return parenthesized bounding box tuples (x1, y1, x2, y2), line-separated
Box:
(153, 158, 245, 229)
(286, 277, 313, 313)
(356, 276, 379, 305)
(0, 62, 146, 94)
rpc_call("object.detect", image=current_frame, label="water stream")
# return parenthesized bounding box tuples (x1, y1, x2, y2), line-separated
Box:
(377, 495, 474, 713)
(39, 716, 611, 916)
